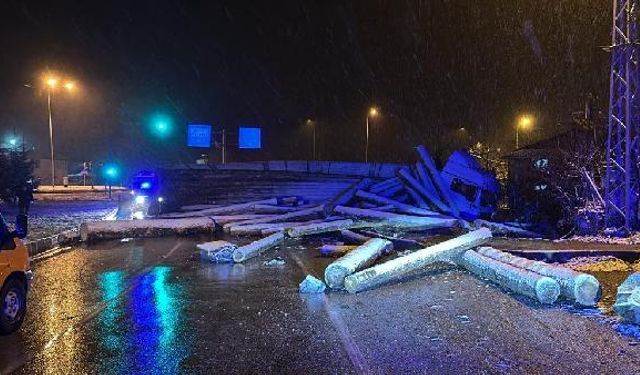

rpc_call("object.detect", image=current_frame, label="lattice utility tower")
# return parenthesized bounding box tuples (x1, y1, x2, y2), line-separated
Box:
(605, 0, 640, 232)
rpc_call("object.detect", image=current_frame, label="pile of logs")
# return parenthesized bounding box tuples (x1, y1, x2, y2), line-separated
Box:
(78, 145, 594, 306)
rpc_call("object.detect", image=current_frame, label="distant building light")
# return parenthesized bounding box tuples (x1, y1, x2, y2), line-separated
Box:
(533, 159, 549, 169)
(534, 183, 548, 191)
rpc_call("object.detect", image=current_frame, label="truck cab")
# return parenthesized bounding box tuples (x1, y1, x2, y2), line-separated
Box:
(0, 213, 31, 334)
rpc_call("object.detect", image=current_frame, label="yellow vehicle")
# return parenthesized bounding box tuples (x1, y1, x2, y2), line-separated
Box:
(0, 213, 31, 334)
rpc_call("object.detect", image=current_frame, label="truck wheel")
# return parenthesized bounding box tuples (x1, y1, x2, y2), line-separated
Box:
(0, 278, 27, 334)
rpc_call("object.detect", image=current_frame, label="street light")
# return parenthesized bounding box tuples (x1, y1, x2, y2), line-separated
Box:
(515, 114, 533, 149)
(44, 73, 76, 187)
(306, 119, 316, 160)
(365, 107, 379, 163)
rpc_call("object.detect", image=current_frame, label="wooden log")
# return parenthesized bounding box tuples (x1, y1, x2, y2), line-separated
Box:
(397, 168, 450, 214)
(259, 219, 330, 236)
(228, 222, 311, 236)
(355, 190, 440, 217)
(223, 206, 325, 231)
(613, 273, 640, 324)
(325, 238, 393, 289)
(358, 230, 423, 250)
(286, 219, 357, 237)
(459, 250, 561, 305)
(324, 178, 373, 216)
(339, 229, 371, 244)
(80, 217, 217, 243)
(474, 220, 542, 238)
(476, 247, 600, 306)
(334, 206, 458, 231)
(370, 177, 401, 193)
(198, 240, 237, 263)
(232, 232, 285, 263)
(404, 184, 429, 209)
(344, 228, 492, 293)
(319, 245, 358, 257)
(209, 215, 275, 226)
(416, 145, 460, 217)
(252, 204, 308, 214)
(415, 161, 439, 198)
(161, 198, 279, 218)
(180, 204, 218, 211)
(376, 183, 404, 198)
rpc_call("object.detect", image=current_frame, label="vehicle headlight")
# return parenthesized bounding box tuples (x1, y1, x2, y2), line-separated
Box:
(135, 195, 146, 205)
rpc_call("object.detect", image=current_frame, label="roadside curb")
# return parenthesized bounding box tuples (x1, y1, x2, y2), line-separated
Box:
(24, 229, 81, 257)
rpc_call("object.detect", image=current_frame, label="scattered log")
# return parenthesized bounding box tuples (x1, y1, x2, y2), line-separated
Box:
(181, 204, 218, 211)
(339, 229, 371, 244)
(325, 238, 393, 289)
(474, 220, 541, 238)
(209, 215, 275, 226)
(358, 230, 423, 250)
(162, 198, 280, 218)
(80, 217, 216, 243)
(286, 219, 358, 238)
(255, 219, 331, 236)
(355, 190, 440, 217)
(415, 161, 439, 199)
(334, 206, 458, 231)
(397, 168, 450, 214)
(476, 247, 600, 306)
(324, 178, 373, 216)
(416, 145, 460, 217)
(376, 183, 404, 198)
(252, 204, 309, 214)
(403, 184, 429, 209)
(370, 177, 401, 194)
(344, 228, 492, 293)
(613, 273, 640, 324)
(223, 205, 325, 231)
(232, 232, 285, 262)
(459, 250, 561, 304)
(198, 240, 237, 263)
(319, 245, 358, 257)
(229, 222, 307, 236)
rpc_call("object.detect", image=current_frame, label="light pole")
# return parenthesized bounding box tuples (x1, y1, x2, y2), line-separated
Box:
(44, 75, 75, 187)
(306, 119, 316, 160)
(365, 107, 378, 163)
(515, 114, 533, 149)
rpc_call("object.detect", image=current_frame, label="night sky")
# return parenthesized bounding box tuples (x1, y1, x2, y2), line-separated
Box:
(0, 1, 611, 168)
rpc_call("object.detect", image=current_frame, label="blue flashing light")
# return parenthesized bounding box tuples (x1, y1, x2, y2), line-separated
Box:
(238, 127, 262, 149)
(8, 138, 17, 147)
(140, 181, 152, 190)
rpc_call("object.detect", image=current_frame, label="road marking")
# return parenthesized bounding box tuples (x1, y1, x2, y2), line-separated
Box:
(13, 241, 183, 372)
(290, 252, 371, 375)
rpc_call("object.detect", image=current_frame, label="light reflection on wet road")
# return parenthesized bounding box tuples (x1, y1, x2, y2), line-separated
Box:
(2, 236, 640, 374)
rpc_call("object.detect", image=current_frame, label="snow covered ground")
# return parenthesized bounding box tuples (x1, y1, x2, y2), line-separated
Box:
(0, 199, 117, 241)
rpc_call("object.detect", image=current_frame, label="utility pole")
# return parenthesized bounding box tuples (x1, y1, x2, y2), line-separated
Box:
(47, 88, 55, 187)
(604, 0, 640, 232)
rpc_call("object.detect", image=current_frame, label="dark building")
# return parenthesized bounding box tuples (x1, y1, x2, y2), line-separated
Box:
(504, 127, 601, 229)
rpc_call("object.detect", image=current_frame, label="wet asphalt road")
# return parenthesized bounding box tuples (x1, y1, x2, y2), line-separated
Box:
(2, 235, 640, 374)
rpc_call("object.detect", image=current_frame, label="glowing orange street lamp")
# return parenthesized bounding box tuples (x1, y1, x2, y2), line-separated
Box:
(516, 114, 533, 149)
(365, 107, 379, 163)
(44, 74, 76, 187)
